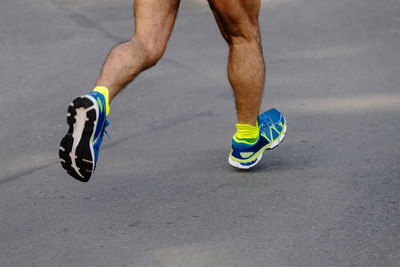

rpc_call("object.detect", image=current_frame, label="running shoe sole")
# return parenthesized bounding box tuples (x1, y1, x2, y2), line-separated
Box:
(59, 96, 98, 182)
(228, 124, 287, 169)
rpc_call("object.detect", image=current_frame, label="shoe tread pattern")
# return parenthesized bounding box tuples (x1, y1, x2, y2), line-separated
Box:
(59, 97, 96, 182)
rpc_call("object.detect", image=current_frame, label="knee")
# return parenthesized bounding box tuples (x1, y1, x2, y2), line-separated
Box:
(224, 22, 261, 48)
(145, 44, 166, 68)
(229, 31, 261, 52)
(132, 35, 167, 68)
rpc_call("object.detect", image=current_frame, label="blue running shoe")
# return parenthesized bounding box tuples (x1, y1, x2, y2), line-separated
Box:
(59, 92, 109, 182)
(229, 108, 287, 169)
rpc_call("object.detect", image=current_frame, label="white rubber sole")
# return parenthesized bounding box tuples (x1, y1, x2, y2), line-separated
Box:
(59, 95, 99, 182)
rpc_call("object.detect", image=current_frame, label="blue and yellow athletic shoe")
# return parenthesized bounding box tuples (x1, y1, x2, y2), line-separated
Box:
(229, 108, 287, 169)
(59, 92, 109, 182)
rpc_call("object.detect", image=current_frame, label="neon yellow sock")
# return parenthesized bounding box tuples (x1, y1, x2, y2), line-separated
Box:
(233, 122, 259, 144)
(93, 86, 110, 116)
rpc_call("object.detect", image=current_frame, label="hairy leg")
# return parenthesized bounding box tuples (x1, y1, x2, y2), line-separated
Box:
(208, 0, 264, 126)
(96, 0, 181, 102)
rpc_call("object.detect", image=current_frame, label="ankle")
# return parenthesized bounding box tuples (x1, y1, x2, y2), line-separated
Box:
(93, 86, 110, 116)
(233, 122, 259, 144)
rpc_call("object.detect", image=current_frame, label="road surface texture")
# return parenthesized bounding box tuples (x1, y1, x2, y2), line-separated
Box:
(1, 0, 400, 266)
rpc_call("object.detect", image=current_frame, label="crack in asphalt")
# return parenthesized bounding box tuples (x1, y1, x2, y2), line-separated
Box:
(54, 1, 126, 42)
(64, 12, 125, 43)
(0, 161, 57, 185)
(0, 111, 214, 185)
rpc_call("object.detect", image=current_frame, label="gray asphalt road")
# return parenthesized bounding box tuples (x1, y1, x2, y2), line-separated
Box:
(1, 0, 400, 266)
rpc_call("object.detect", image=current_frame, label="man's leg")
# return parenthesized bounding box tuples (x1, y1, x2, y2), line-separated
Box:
(208, 0, 287, 169)
(60, 0, 181, 181)
(208, 0, 265, 127)
(97, 0, 181, 102)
